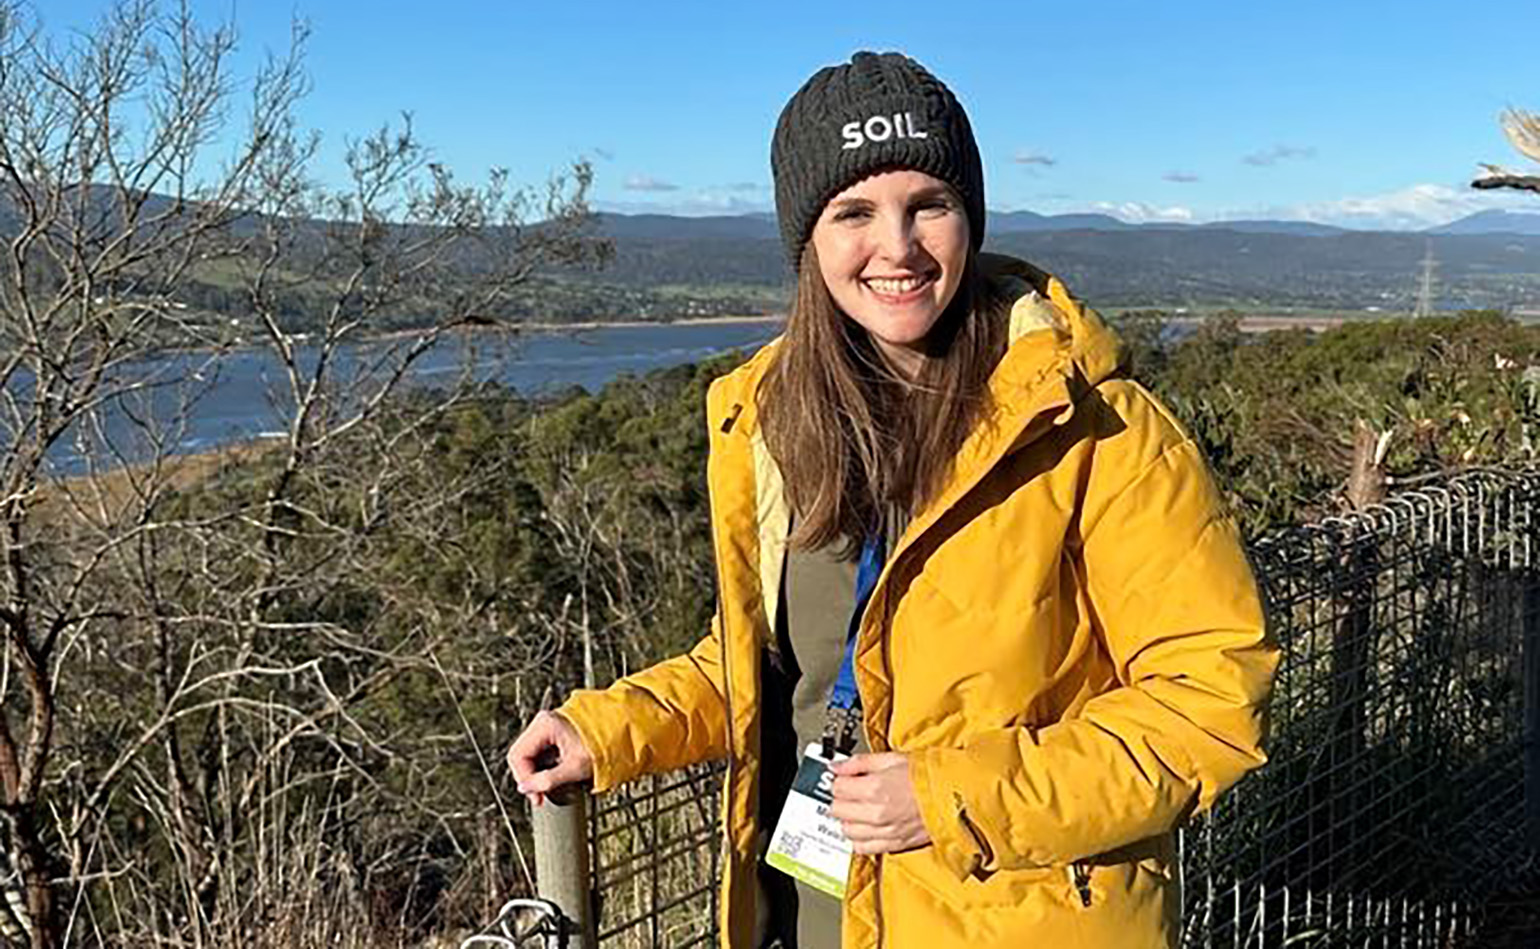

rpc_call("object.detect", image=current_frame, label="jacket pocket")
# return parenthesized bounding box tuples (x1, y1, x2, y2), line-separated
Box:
(1064, 854, 1180, 928)
(1059, 856, 1179, 949)
(884, 847, 1065, 909)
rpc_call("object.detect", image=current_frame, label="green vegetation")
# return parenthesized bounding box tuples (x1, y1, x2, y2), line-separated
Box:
(1125, 310, 1540, 532)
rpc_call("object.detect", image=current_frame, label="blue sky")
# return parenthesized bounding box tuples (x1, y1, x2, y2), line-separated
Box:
(40, 0, 1540, 229)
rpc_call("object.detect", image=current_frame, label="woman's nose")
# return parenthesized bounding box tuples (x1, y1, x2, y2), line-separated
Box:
(873, 213, 917, 263)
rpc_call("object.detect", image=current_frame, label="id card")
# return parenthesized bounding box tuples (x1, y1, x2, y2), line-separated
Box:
(765, 743, 852, 899)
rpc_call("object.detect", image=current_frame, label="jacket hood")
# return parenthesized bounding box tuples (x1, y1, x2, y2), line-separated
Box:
(978, 251, 1125, 390)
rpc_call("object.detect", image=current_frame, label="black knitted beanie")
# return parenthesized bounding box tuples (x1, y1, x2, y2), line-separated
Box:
(771, 51, 985, 270)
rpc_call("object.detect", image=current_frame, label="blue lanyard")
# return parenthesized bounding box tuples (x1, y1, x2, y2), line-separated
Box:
(823, 532, 885, 754)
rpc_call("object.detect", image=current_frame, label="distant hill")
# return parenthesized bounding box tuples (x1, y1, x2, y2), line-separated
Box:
(578, 212, 1540, 312)
(592, 212, 777, 241)
(988, 210, 1138, 233)
(595, 209, 1145, 238)
(1428, 210, 1540, 236)
(980, 229, 1540, 308)
(987, 212, 1345, 237)
(1198, 219, 1347, 237)
(11, 186, 1540, 320)
(598, 208, 1357, 240)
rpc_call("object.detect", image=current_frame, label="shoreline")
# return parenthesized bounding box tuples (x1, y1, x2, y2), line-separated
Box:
(1162, 314, 1349, 334)
(146, 314, 788, 357)
(357, 314, 785, 350)
(501, 314, 786, 332)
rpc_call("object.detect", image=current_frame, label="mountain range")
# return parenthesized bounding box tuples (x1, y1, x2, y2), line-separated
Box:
(7, 182, 1539, 321)
(591, 208, 1540, 241)
(576, 208, 1540, 314)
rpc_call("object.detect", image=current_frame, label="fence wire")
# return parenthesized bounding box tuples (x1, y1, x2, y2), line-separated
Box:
(577, 470, 1540, 948)
(588, 761, 724, 949)
(1184, 470, 1540, 947)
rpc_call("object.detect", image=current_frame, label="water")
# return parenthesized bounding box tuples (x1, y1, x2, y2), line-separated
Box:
(20, 320, 782, 473)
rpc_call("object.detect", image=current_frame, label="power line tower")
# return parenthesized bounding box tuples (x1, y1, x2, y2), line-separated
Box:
(1413, 241, 1438, 318)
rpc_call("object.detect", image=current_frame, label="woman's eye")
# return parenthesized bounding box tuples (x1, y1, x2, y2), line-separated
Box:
(833, 207, 871, 222)
(916, 200, 954, 216)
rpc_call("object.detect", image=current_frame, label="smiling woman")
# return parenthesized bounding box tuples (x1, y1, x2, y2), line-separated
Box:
(509, 51, 1278, 949)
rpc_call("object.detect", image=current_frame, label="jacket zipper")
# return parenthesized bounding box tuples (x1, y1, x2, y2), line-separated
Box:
(880, 385, 1072, 577)
(874, 855, 885, 947)
(856, 389, 1072, 946)
(712, 407, 740, 925)
(1070, 862, 1093, 908)
(716, 594, 733, 833)
(953, 793, 995, 871)
(869, 575, 901, 948)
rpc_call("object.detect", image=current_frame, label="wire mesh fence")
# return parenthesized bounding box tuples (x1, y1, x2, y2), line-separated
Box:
(587, 761, 724, 949)
(1183, 470, 1540, 947)
(557, 469, 1540, 949)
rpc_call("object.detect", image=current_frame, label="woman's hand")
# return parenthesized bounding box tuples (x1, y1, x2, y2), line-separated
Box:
(828, 752, 931, 854)
(506, 710, 595, 807)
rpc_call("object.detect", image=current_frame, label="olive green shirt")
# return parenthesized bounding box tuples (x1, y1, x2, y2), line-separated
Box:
(760, 516, 903, 948)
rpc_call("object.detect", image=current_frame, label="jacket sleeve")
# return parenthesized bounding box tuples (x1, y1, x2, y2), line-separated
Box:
(556, 614, 730, 794)
(906, 386, 1278, 878)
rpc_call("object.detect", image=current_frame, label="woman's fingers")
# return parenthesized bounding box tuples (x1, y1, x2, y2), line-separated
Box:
(827, 797, 885, 826)
(836, 814, 907, 855)
(848, 834, 905, 855)
(828, 751, 905, 778)
(506, 712, 556, 782)
(506, 711, 594, 806)
(828, 751, 931, 854)
(830, 773, 874, 804)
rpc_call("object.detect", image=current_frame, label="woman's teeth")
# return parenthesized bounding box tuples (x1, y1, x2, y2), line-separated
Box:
(866, 276, 929, 294)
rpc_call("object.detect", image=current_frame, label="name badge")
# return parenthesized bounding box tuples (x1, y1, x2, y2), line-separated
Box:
(765, 744, 852, 899)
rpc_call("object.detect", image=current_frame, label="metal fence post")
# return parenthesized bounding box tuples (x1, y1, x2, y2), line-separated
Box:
(532, 788, 597, 949)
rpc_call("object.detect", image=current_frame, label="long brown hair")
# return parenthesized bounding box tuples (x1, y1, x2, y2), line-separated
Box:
(758, 245, 1008, 555)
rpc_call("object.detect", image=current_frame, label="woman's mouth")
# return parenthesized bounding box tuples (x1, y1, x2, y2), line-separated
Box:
(863, 273, 934, 301)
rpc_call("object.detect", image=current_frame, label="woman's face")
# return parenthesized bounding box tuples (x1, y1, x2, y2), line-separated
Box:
(810, 169, 970, 377)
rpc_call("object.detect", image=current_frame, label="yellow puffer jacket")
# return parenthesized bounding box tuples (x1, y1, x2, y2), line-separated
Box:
(558, 255, 1278, 949)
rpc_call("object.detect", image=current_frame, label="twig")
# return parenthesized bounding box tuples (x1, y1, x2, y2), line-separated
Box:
(429, 649, 536, 893)
(1471, 171, 1540, 195)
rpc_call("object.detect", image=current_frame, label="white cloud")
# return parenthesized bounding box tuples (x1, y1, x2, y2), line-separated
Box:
(1089, 201, 1196, 224)
(597, 189, 772, 216)
(1257, 183, 1537, 230)
(623, 174, 679, 192)
(1163, 171, 1201, 184)
(1242, 144, 1317, 167)
(604, 179, 1535, 229)
(1062, 182, 1536, 230)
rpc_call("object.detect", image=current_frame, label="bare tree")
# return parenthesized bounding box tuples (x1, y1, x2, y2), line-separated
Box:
(0, 2, 605, 945)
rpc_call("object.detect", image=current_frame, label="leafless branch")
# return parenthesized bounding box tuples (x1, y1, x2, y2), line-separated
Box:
(1473, 107, 1540, 195)
(0, 1, 606, 944)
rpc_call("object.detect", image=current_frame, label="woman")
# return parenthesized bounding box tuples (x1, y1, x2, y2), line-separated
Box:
(508, 51, 1277, 949)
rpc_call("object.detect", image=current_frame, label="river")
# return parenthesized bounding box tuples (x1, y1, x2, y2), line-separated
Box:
(31, 320, 783, 473)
